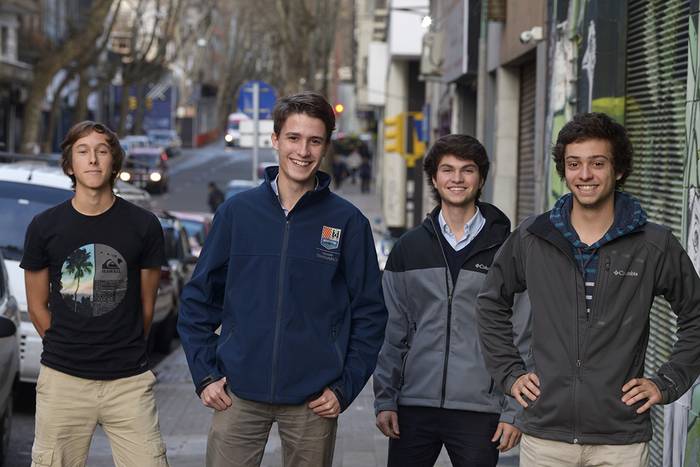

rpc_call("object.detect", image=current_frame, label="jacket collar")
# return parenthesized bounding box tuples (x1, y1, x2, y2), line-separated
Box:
(422, 201, 511, 253)
(262, 166, 332, 212)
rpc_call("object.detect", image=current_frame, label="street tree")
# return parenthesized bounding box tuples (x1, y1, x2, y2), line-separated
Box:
(19, 0, 118, 154)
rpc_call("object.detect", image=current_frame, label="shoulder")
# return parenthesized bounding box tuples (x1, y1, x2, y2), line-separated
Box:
(638, 222, 675, 252)
(30, 199, 72, 228)
(115, 197, 160, 225)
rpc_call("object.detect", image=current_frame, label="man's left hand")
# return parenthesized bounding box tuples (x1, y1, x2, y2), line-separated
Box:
(308, 387, 340, 418)
(622, 378, 662, 414)
(491, 422, 521, 452)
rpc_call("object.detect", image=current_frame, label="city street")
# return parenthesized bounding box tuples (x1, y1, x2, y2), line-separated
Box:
(7, 141, 517, 466)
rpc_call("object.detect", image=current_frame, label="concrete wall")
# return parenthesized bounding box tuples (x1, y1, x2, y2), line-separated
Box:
(500, 0, 546, 65)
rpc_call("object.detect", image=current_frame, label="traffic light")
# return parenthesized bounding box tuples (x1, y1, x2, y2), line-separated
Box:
(384, 113, 405, 154)
(405, 112, 426, 167)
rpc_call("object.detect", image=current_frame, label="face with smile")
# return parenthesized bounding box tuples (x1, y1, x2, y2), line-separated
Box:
(432, 154, 483, 209)
(68, 131, 115, 192)
(271, 113, 328, 191)
(564, 138, 621, 211)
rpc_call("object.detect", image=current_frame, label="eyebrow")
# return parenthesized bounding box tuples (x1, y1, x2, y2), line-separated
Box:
(564, 154, 610, 159)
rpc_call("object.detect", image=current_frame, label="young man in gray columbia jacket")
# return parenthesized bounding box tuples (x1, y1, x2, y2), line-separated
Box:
(477, 113, 700, 467)
(374, 135, 530, 467)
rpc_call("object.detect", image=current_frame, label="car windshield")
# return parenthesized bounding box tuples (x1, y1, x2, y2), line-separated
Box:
(0, 181, 73, 260)
(125, 154, 160, 168)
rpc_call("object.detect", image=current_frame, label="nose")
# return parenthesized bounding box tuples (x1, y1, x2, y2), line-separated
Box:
(580, 163, 593, 180)
(88, 149, 98, 164)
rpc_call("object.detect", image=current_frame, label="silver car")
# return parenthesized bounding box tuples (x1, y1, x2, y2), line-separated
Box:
(0, 251, 20, 466)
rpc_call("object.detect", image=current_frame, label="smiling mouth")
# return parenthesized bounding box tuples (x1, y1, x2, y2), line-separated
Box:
(290, 159, 312, 167)
(576, 185, 598, 192)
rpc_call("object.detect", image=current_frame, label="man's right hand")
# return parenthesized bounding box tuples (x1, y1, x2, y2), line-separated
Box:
(200, 377, 232, 411)
(510, 372, 541, 408)
(376, 410, 400, 439)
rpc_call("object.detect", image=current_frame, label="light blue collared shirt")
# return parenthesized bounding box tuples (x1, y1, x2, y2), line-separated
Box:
(270, 175, 319, 217)
(438, 207, 485, 251)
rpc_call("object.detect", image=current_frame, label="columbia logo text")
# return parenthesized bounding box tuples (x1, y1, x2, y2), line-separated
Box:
(613, 270, 638, 277)
(474, 263, 489, 271)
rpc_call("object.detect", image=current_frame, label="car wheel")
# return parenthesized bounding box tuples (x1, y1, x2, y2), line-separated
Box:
(0, 391, 13, 466)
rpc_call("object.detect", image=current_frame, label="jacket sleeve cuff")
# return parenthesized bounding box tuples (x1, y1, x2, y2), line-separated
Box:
(195, 373, 224, 397)
(650, 374, 676, 404)
(504, 369, 528, 398)
(374, 401, 399, 417)
(329, 383, 348, 412)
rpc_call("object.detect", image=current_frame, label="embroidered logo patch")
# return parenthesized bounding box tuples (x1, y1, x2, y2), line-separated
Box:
(320, 225, 342, 250)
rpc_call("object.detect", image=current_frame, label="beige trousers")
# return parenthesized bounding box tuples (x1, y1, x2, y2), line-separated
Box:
(206, 390, 338, 467)
(519, 433, 649, 467)
(31, 365, 168, 467)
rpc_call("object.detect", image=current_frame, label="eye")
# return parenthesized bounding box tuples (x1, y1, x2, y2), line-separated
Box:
(288, 135, 298, 141)
(567, 161, 579, 169)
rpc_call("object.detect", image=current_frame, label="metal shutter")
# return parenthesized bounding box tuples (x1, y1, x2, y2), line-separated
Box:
(624, 1, 689, 465)
(516, 60, 537, 224)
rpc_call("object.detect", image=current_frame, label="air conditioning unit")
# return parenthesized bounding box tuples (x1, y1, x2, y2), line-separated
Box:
(420, 31, 443, 78)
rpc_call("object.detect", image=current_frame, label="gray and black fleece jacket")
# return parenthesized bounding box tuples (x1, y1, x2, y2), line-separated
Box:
(374, 203, 531, 423)
(477, 196, 700, 445)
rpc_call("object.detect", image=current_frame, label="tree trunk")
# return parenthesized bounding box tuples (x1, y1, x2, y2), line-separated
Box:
(74, 69, 91, 122)
(118, 82, 130, 136)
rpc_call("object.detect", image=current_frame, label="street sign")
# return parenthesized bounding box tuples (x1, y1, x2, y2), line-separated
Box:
(237, 80, 277, 119)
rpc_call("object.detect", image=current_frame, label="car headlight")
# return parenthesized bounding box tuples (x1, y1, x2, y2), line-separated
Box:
(225, 134, 234, 142)
(150, 172, 162, 182)
(119, 171, 131, 181)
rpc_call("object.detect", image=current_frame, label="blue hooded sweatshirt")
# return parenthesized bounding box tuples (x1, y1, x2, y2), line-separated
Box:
(178, 167, 387, 410)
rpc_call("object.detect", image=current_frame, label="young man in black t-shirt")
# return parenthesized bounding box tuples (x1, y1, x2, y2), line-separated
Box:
(21, 121, 168, 466)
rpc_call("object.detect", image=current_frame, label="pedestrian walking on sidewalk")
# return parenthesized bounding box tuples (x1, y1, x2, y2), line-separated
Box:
(359, 156, 372, 193)
(21, 121, 169, 466)
(478, 112, 700, 467)
(178, 91, 387, 467)
(373, 134, 529, 467)
(207, 181, 225, 213)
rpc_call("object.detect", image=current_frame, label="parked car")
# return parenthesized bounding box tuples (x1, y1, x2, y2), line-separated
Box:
(0, 163, 176, 383)
(0, 251, 19, 467)
(226, 179, 259, 199)
(120, 147, 169, 193)
(147, 129, 182, 158)
(167, 211, 213, 258)
(154, 212, 197, 297)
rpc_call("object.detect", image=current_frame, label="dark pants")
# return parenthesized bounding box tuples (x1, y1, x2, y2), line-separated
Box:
(387, 406, 499, 467)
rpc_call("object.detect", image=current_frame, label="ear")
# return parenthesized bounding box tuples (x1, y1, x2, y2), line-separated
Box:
(271, 132, 279, 150)
(432, 176, 438, 188)
(616, 172, 623, 181)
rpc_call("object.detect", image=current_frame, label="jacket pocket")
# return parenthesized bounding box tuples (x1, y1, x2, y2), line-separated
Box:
(398, 321, 417, 388)
(217, 324, 235, 352)
(31, 446, 55, 466)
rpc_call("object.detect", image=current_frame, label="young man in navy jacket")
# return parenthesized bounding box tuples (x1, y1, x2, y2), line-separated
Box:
(178, 91, 387, 467)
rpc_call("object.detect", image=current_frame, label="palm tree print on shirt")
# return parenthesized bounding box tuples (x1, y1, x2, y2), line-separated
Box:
(60, 244, 128, 317)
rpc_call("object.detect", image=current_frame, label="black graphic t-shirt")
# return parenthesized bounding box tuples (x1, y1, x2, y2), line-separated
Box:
(21, 197, 165, 380)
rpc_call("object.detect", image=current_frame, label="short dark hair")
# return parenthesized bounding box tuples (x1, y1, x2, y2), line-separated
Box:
(423, 134, 490, 203)
(552, 112, 633, 187)
(60, 121, 124, 188)
(272, 91, 336, 143)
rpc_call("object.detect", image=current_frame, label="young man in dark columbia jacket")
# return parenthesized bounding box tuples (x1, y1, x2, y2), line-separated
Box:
(374, 135, 530, 466)
(477, 112, 700, 466)
(178, 92, 387, 467)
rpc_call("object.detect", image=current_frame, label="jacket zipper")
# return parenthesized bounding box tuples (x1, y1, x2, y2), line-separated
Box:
(428, 217, 454, 408)
(270, 218, 291, 400)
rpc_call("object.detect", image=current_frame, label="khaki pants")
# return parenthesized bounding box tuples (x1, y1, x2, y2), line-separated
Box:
(206, 390, 338, 467)
(32, 365, 168, 467)
(520, 433, 649, 467)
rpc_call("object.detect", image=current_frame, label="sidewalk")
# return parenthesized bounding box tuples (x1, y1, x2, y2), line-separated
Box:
(84, 182, 518, 466)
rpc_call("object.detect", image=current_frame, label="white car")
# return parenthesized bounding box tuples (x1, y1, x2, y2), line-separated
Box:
(0, 163, 168, 383)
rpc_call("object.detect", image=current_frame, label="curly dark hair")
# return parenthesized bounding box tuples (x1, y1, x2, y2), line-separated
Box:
(552, 112, 632, 187)
(60, 121, 124, 189)
(423, 134, 490, 204)
(272, 91, 336, 143)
